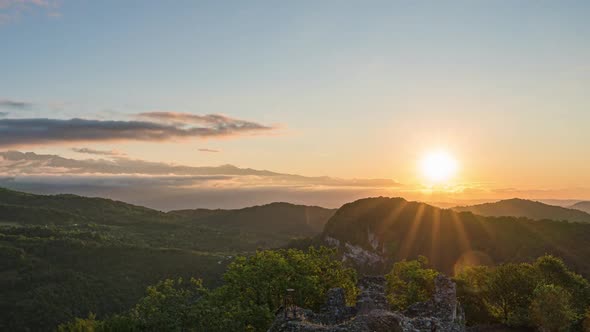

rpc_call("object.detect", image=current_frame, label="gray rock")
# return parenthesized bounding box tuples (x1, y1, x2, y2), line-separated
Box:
(268, 274, 465, 332)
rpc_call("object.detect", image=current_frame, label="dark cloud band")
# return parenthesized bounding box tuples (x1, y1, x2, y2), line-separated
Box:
(0, 114, 274, 147)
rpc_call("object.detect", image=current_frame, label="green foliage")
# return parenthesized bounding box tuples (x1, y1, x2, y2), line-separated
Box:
(454, 266, 496, 325)
(529, 284, 576, 332)
(0, 187, 334, 331)
(486, 263, 538, 325)
(0, 225, 228, 331)
(189, 285, 272, 332)
(455, 255, 590, 329)
(583, 308, 590, 332)
(385, 256, 439, 310)
(57, 313, 138, 332)
(129, 278, 205, 331)
(201, 247, 358, 331)
(57, 313, 100, 332)
(534, 255, 590, 313)
(58, 247, 357, 332)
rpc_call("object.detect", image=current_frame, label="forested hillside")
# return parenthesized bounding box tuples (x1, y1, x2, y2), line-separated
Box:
(4, 190, 590, 331)
(0, 188, 334, 331)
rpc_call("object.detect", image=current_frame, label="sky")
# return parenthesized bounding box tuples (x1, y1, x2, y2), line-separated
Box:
(1, 1, 590, 209)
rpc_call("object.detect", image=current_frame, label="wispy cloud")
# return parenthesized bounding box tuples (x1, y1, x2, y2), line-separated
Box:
(0, 99, 33, 110)
(137, 112, 274, 132)
(0, 112, 276, 147)
(0, 151, 402, 188)
(72, 147, 126, 157)
(198, 148, 220, 153)
(0, 151, 404, 209)
(0, 0, 60, 23)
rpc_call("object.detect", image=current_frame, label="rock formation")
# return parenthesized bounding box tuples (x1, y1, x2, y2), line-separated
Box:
(267, 274, 465, 332)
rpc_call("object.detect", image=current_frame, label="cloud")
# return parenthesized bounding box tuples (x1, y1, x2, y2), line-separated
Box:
(198, 148, 220, 153)
(0, 99, 32, 110)
(0, 0, 60, 24)
(0, 112, 8, 117)
(138, 112, 274, 131)
(0, 151, 402, 187)
(0, 0, 53, 7)
(72, 147, 126, 157)
(0, 151, 405, 209)
(0, 113, 276, 147)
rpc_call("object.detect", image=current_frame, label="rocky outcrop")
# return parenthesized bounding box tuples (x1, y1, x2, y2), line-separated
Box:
(341, 243, 385, 268)
(267, 275, 465, 332)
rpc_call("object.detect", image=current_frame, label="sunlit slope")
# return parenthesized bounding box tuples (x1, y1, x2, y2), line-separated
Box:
(322, 197, 590, 277)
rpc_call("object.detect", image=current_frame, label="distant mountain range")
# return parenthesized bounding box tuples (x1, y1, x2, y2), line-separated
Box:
(0, 151, 401, 210)
(322, 197, 590, 277)
(570, 201, 590, 214)
(453, 198, 590, 223)
(0, 187, 334, 247)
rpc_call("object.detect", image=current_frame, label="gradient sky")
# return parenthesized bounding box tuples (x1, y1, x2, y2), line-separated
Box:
(1, 1, 590, 207)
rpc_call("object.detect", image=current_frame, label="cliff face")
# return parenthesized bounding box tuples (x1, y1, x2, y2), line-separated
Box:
(267, 274, 465, 332)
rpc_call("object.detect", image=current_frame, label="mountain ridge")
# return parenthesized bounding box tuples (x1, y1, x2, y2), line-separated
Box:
(321, 196, 590, 277)
(570, 201, 590, 214)
(452, 198, 590, 223)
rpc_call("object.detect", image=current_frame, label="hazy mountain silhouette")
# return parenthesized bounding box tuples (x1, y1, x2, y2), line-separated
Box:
(322, 197, 590, 277)
(570, 201, 590, 214)
(453, 198, 590, 223)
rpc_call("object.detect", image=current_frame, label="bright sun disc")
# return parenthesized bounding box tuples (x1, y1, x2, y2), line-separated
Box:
(421, 150, 458, 183)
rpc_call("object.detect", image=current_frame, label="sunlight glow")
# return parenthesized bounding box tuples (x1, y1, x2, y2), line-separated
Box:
(420, 150, 458, 184)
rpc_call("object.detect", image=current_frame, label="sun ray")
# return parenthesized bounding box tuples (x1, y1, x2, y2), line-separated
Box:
(398, 203, 426, 260)
(450, 210, 472, 253)
(429, 206, 441, 267)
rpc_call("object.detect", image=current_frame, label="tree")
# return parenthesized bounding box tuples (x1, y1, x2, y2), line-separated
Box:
(534, 255, 590, 317)
(129, 278, 205, 331)
(385, 256, 439, 310)
(57, 313, 100, 332)
(213, 247, 358, 331)
(486, 263, 537, 326)
(529, 284, 576, 332)
(454, 265, 495, 326)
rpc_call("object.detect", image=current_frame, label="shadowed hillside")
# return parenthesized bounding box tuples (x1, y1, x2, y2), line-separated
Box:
(453, 198, 590, 223)
(169, 202, 335, 236)
(322, 197, 590, 277)
(0, 187, 333, 249)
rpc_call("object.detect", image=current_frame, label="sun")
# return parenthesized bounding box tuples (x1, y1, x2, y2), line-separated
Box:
(420, 150, 458, 184)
